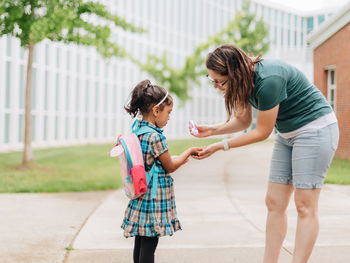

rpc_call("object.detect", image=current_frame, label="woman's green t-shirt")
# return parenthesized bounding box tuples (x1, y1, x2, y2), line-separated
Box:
(249, 59, 332, 133)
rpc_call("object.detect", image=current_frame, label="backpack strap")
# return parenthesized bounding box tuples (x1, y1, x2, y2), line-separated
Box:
(132, 119, 162, 199)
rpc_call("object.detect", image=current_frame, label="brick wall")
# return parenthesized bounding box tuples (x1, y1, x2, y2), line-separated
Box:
(314, 23, 350, 160)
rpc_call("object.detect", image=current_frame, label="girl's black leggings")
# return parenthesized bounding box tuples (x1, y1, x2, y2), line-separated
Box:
(133, 236, 159, 263)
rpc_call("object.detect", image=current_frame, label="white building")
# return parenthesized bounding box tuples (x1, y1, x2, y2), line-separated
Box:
(0, 0, 335, 152)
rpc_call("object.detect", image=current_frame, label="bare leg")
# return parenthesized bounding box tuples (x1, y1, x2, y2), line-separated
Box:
(263, 182, 294, 263)
(292, 188, 321, 263)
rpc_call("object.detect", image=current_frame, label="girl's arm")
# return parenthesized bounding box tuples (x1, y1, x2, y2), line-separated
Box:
(194, 105, 279, 159)
(192, 106, 252, 137)
(158, 147, 202, 173)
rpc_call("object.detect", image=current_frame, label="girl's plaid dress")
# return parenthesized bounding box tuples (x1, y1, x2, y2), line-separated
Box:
(121, 121, 182, 237)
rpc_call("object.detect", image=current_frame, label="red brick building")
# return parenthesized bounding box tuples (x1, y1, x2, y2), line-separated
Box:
(308, 3, 350, 160)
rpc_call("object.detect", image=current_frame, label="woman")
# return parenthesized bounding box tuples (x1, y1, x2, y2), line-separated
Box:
(192, 45, 339, 263)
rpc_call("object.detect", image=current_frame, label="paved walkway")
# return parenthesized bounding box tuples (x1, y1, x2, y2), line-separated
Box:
(1, 141, 350, 262)
(68, 142, 350, 263)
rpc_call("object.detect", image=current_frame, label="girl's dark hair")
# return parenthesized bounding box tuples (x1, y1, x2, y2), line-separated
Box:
(206, 45, 262, 119)
(124, 80, 173, 118)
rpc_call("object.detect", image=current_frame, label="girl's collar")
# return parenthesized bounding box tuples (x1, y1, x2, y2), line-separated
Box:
(139, 120, 163, 134)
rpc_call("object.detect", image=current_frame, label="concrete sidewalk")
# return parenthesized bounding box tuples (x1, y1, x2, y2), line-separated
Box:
(67, 142, 350, 263)
(1, 141, 349, 263)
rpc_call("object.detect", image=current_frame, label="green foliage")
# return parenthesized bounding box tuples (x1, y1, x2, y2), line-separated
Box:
(0, 0, 144, 57)
(138, 0, 269, 101)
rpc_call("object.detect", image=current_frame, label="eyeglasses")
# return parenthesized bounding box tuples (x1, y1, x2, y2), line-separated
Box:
(206, 74, 228, 87)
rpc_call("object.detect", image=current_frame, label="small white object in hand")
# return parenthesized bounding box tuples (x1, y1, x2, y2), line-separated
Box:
(189, 120, 199, 135)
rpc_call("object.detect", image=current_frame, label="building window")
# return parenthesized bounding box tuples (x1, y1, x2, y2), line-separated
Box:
(32, 68, 37, 110)
(318, 15, 325, 25)
(85, 81, 90, 113)
(288, 29, 290, 47)
(43, 116, 48, 141)
(280, 28, 284, 46)
(327, 69, 336, 111)
(95, 82, 99, 113)
(65, 117, 69, 139)
(6, 35, 11, 56)
(20, 47, 25, 60)
(86, 57, 90, 75)
(85, 118, 89, 138)
(19, 65, 25, 109)
(75, 117, 79, 139)
(66, 76, 70, 112)
(76, 54, 81, 73)
(55, 116, 59, 140)
(94, 118, 98, 137)
(76, 78, 80, 112)
(45, 44, 49, 66)
(44, 71, 49, 110)
(32, 115, 36, 141)
(4, 113, 10, 144)
(6, 61, 11, 108)
(307, 17, 314, 33)
(56, 47, 60, 68)
(280, 12, 284, 25)
(300, 31, 304, 46)
(66, 50, 70, 71)
(18, 114, 24, 142)
(56, 73, 60, 111)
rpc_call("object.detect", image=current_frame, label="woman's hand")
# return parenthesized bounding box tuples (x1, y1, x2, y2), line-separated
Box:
(189, 124, 213, 138)
(192, 142, 222, 160)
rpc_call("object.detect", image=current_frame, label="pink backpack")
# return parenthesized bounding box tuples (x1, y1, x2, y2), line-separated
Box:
(110, 120, 160, 199)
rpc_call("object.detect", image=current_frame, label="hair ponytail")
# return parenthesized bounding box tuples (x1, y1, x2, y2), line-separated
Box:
(124, 80, 173, 118)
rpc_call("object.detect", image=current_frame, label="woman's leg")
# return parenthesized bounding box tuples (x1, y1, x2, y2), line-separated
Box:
(292, 188, 321, 263)
(139, 236, 159, 263)
(264, 182, 294, 263)
(290, 123, 339, 262)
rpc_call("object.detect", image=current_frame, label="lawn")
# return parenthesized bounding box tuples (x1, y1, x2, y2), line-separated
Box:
(1, 139, 348, 193)
(325, 158, 350, 185)
(0, 138, 219, 193)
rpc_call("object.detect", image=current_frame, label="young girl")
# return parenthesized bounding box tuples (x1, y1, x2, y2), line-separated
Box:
(121, 80, 201, 263)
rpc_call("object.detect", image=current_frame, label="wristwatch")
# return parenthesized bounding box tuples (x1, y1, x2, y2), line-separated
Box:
(222, 139, 229, 151)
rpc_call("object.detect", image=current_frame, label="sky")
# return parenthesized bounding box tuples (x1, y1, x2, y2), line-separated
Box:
(266, 0, 350, 12)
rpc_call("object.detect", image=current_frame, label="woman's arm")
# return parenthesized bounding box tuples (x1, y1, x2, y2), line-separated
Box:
(158, 147, 202, 173)
(194, 105, 279, 159)
(192, 106, 252, 137)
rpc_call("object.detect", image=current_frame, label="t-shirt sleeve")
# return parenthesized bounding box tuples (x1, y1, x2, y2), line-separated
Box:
(256, 76, 287, 111)
(149, 133, 168, 158)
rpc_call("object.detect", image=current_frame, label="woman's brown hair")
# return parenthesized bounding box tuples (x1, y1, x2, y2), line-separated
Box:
(206, 45, 262, 119)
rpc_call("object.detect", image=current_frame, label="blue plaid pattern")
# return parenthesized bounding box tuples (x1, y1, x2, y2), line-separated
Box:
(121, 121, 182, 237)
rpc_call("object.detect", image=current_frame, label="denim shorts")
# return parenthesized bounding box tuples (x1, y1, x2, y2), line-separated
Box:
(269, 123, 339, 189)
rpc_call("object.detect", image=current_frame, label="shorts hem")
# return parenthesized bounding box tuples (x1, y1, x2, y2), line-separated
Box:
(269, 177, 293, 185)
(293, 183, 323, 189)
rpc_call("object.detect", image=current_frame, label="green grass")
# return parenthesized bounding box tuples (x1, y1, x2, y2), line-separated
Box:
(325, 158, 350, 185)
(2, 138, 347, 193)
(0, 138, 219, 193)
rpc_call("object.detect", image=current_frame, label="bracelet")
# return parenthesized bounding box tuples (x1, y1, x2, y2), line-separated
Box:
(222, 139, 229, 151)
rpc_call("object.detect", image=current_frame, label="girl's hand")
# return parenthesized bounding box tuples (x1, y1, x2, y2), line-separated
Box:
(189, 124, 213, 138)
(192, 143, 222, 160)
(189, 147, 204, 157)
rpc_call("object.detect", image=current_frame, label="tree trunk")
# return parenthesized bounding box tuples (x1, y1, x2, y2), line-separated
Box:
(22, 41, 34, 167)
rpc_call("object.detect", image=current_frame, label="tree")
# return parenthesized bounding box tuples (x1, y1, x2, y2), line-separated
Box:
(137, 0, 269, 101)
(0, 0, 143, 168)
